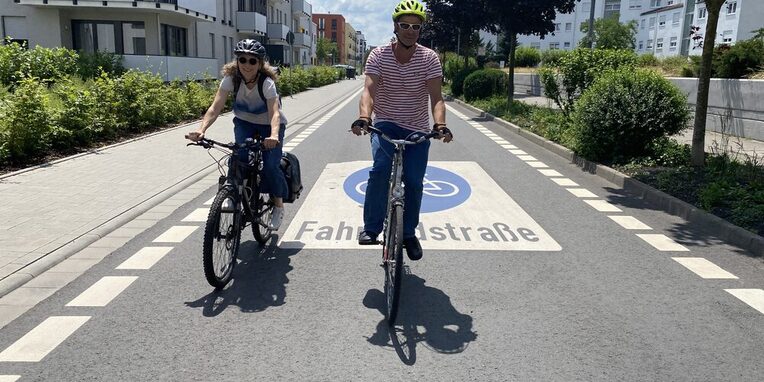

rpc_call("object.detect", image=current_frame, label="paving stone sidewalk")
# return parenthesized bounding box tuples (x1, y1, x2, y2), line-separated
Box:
(0, 78, 364, 297)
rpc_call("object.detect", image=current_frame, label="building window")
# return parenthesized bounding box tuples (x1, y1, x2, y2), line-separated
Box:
(672, 12, 680, 26)
(604, 0, 621, 19)
(638, 41, 643, 50)
(555, 23, 561, 31)
(658, 15, 666, 28)
(210, 33, 215, 58)
(726, 1, 737, 15)
(331, 32, 337, 42)
(223, 36, 227, 59)
(723, 30, 733, 43)
(331, 19, 337, 29)
(647, 39, 653, 49)
(649, 17, 656, 28)
(650, 0, 662, 8)
(531, 42, 541, 49)
(698, 8, 707, 19)
(656, 38, 664, 49)
(629, 0, 641, 10)
(564, 42, 571, 48)
(72, 20, 146, 55)
(641, 19, 645, 30)
(669, 36, 678, 49)
(549, 42, 560, 50)
(565, 22, 572, 31)
(319, 18, 324, 29)
(161, 24, 187, 57)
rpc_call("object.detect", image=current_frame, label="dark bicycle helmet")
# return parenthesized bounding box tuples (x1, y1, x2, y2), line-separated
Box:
(234, 39, 266, 58)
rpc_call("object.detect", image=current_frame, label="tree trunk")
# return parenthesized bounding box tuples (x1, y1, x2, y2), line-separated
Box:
(691, 0, 724, 167)
(507, 30, 516, 106)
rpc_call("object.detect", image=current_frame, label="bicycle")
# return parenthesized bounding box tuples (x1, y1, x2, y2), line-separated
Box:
(187, 136, 275, 289)
(364, 124, 442, 325)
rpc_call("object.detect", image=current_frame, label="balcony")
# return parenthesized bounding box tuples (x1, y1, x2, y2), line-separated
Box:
(236, 11, 267, 35)
(292, 0, 312, 16)
(292, 32, 310, 48)
(121, 55, 218, 81)
(12, 0, 215, 22)
(267, 23, 291, 44)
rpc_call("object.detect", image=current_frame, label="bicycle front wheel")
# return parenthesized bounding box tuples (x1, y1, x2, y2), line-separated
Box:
(384, 204, 404, 325)
(202, 187, 241, 289)
(252, 193, 274, 244)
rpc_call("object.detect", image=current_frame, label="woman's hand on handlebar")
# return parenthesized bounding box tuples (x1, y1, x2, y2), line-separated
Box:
(185, 130, 205, 142)
(264, 136, 280, 149)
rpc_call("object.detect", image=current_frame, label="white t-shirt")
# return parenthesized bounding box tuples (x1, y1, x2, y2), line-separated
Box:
(219, 75, 287, 125)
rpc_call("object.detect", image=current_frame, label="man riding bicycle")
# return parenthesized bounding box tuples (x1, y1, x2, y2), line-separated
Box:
(351, 0, 453, 261)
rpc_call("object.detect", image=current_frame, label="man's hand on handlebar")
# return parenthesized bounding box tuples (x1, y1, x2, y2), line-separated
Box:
(185, 130, 205, 142)
(351, 117, 372, 136)
(433, 123, 453, 143)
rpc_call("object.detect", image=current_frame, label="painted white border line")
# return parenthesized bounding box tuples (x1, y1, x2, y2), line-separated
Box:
(117, 247, 174, 270)
(672, 257, 738, 279)
(551, 178, 579, 187)
(636, 234, 689, 251)
(0, 376, 20, 382)
(608, 215, 652, 230)
(66, 276, 139, 307)
(584, 200, 623, 213)
(725, 289, 764, 314)
(538, 169, 562, 177)
(566, 188, 598, 198)
(181, 208, 209, 222)
(153, 226, 198, 243)
(0, 316, 91, 362)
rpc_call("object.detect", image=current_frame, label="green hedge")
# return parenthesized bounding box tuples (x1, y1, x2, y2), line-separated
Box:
(515, 47, 541, 67)
(572, 68, 689, 164)
(463, 69, 508, 102)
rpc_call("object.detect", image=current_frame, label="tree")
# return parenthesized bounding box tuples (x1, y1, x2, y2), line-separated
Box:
(316, 37, 338, 66)
(424, 0, 488, 64)
(484, 0, 579, 105)
(691, 0, 726, 167)
(579, 16, 638, 50)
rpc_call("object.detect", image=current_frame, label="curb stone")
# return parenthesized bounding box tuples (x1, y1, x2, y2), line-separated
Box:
(449, 97, 764, 256)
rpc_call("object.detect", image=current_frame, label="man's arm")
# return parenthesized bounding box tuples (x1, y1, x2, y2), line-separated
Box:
(427, 76, 451, 143)
(352, 74, 379, 135)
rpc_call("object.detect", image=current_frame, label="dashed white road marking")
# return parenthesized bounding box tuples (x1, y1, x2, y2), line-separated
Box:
(525, 161, 549, 168)
(584, 200, 623, 212)
(204, 196, 215, 205)
(501, 144, 518, 149)
(508, 149, 527, 155)
(181, 208, 209, 222)
(66, 276, 139, 307)
(117, 247, 174, 270)
(636, 234, 689, 251)
(608, 215, 652, 230)
(0, 316, 91, 362)
(551, 178, 580, 187)
(538, 169, 563, 177)
(153, 226, 198, 243)
(516, 155, 538, 161)
(566, 188, 598, 198)
(672, 258, 738, 279)
(725, 289, 764, 314)
(0, 376, 20, 381)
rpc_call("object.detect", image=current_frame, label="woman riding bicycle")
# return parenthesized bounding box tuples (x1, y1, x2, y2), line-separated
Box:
(187, 39, 288, 230)
(351, 0, 453, 261)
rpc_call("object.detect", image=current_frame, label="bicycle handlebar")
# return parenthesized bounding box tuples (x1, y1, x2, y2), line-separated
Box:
(365, 125, 441, 145)
(186, 137, 262, 151)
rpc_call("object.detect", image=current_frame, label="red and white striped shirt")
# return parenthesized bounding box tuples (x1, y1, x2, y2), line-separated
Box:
(365, 43, 442, 132)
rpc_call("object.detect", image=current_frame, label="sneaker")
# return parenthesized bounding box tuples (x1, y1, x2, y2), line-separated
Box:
(268, 207, 284, 230)
(358, 231, 380, 245)
(404, 237, 422, 261)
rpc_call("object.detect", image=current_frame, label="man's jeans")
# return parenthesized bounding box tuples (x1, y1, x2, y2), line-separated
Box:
(231, 117, 288, 199)
(363, 121, 430, 239)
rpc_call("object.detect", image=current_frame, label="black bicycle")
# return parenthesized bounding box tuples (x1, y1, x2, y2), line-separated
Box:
(187, 136, 275, 289)
(365, 125, 441, 325)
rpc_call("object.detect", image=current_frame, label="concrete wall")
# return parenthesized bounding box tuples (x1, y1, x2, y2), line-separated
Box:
(514, 73, 764, 141)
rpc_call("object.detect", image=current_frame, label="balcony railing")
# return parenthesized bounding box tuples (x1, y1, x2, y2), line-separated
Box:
(14, 0, 214, 21)
(236, 11, 267, 35)
(122, 55, 218, 81)
(292, 32, 310, 47)
(291, 0, 312, 16)
(267, 23, 291, 43)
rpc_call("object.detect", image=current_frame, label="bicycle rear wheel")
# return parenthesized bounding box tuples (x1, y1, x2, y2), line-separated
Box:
(252, 193, 274, 244)
(202, 187, 241, 289)
(384, 204, 404, 325)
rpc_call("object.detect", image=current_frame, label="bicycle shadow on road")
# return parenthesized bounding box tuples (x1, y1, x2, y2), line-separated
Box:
(184, 235, 301, 317)
(363, 271, 477, 365)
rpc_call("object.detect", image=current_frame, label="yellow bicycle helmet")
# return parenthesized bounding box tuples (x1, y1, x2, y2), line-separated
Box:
(392, 0, 427, 22)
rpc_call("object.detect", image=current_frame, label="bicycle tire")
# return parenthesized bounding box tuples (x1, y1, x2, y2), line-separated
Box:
(384, 204, 404, 325)
(202, 187, 241, 289)
(252, 192, 274, 244)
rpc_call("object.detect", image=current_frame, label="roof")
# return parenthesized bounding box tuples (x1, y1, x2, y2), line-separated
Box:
(640, 3, 684, 16)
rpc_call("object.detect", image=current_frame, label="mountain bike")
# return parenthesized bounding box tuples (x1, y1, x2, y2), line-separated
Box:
(187, 137, 275, 289)
(365, 125, 441, 325)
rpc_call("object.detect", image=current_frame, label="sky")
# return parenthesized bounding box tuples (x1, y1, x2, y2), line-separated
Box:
(310, 0, 403, 47)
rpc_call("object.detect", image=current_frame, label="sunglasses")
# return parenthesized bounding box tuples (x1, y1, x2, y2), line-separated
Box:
(238, 57, 259, 65)
(397, 22, 422, 31)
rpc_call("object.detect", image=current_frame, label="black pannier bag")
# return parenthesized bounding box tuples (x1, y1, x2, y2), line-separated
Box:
(280, 152, 303, 203)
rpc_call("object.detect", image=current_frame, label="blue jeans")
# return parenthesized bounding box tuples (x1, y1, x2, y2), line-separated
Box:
(231, 117, 288, 199)
(363, 121, 430, 239)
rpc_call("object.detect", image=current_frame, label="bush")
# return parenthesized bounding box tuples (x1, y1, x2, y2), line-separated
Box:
(462, 69, 508, 102)
(0, 41, 78, 88)
(77, 51, 125, 79)
(451, 67, 478, 98)
(660, 56, 692, 76)
(515, 47, 541, 67)
(637, 53, 659, 67)
(0, 77, 53, 164)
(540, 49, 569, 66)
(572, 68, 689, 164)
(713, 39, 764, 78)
(539, 48, 637, 115)
(443, 51, 477, 83)
(309, 66, 340, 87)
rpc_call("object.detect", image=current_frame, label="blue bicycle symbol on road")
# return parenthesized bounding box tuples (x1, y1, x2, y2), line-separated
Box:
(343, 165, 471, 213)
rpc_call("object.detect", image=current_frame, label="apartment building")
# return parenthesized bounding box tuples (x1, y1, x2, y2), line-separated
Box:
(345, 22, 357, 68)
(356, 30, 367, 69)
(516, 0, 763, 58)
(313, 13, 346, 65)
(0, 0, 316, 79)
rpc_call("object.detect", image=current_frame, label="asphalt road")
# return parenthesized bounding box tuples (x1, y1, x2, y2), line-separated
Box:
(1, 89, 763, 381)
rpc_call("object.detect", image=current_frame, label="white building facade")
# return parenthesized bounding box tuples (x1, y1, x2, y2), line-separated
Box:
(0, 0, 318, 79)
(516, 0, 763, 57)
